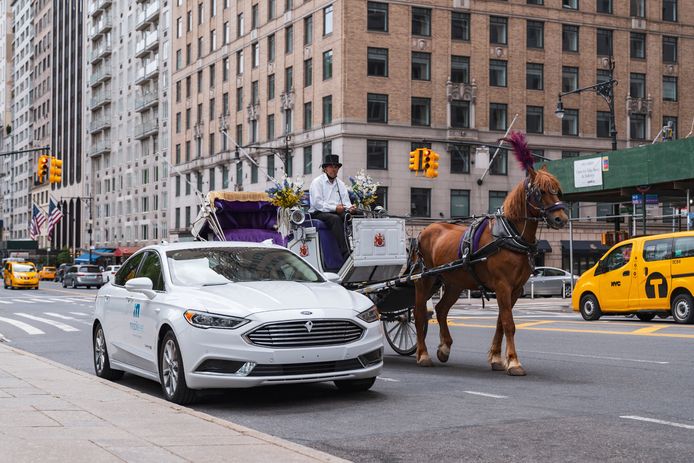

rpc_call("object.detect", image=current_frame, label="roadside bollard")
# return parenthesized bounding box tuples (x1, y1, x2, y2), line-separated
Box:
(531, 280, 534, 299)
(562, 281, 567, 299)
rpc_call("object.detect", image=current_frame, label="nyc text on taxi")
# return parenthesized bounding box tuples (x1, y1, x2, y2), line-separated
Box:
(92, 241, 383, 404)
(572, 231, 694, 323)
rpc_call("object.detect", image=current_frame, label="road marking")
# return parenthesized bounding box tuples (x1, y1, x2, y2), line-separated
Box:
(43, 313, 92, 325)
(14, 313, 79, 332)
(515, 320, 555, 328)
(464, 391, 507, 399)
(377, 377, 400, 382)
(631, 324, 671, 335)
(620, 415, 694, 430)
(525, 350, 669, 365)
(0, 316, 45, 335)
(0, 300, 11, 304)
(70, 311, 89, 316)
(11, 299, 35, 304)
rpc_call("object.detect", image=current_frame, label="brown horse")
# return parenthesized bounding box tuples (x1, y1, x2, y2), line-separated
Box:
(412, 132, 569, 375)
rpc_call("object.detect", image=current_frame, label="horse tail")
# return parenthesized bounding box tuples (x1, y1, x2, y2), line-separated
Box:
(406, 237, 421, 276)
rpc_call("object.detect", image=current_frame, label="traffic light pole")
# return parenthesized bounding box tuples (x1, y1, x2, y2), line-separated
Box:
(60, 196, 94, 265)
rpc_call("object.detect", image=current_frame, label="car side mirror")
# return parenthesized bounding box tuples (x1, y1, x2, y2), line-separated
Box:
(125, 277, 156, 299)
(323, 272, 340, 283)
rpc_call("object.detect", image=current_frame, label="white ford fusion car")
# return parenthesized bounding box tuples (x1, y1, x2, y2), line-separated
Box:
(92, 241, 383, 404)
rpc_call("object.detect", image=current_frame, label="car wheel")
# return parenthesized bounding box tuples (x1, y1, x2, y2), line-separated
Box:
(159, 331, 196, 405)
(334, 377, 377, 392)
(671, 293, 694, 324)
(579, 294, 602, 321)
(3, 278, 7, 289)
(93, 323, 124, 381)
(636, 313, 655, 322)
(62, 280, 67, 288)
(71, 280, 77, 289)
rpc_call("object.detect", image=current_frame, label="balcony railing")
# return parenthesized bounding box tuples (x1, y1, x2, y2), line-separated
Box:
(89, 139, 112, 157)
(135, 91, 159, 111)
(89, 67, 112, 87)
(90, 44, 112, 63)
(135, 119, 159, 139)
(88, 0, 113, 16)
(135, 60, 159, 84)
(90, 91, 112, 109)
(135, 29, 159, 57)
(136, 0, 160, 30)
(90, 117, 112, 133)
(89, 15, 113, 40)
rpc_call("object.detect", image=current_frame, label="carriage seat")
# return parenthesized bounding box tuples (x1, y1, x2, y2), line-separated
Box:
(299, 196, 347, 272)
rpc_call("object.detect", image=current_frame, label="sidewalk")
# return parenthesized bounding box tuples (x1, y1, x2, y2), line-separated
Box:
(0, 344, 348, 463)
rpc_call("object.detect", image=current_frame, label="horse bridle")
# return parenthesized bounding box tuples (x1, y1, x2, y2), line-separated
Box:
(524, 177, 569, 228)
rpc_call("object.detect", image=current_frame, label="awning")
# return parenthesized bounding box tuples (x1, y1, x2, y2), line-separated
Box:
(114, 247, 141, 257)
(74, 253, 100, 263)
(561, 240, 610, 254)
(537, 240, 552, 253)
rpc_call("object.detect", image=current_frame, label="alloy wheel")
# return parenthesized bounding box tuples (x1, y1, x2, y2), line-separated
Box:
(162, 339, 179, 397)
(94, 328, 106, 373)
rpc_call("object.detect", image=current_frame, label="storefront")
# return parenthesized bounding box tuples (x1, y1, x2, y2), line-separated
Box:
(561, 240, 610, 276)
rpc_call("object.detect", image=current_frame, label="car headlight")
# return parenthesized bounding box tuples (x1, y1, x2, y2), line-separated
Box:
(357, 305, 380, 323)
(184, 310, 250, 330)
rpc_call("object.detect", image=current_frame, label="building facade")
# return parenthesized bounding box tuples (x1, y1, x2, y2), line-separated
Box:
(0, 0, 13, 240)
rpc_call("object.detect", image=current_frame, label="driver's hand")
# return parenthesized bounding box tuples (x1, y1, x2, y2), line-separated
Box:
(336, 204, 345, 214)
(348, 205, 357, 214)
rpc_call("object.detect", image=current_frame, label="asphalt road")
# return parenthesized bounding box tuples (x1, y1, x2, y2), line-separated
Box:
(2, 282, 694, 462)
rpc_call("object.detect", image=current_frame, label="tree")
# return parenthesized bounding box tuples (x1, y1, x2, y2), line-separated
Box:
(56, 248, 72, 265)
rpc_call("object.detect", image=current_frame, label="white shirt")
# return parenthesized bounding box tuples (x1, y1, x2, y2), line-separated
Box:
(308, 173, 353, 213)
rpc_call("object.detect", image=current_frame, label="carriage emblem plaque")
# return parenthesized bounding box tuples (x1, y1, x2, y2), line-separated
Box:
(374, 233, 385, 247)
(299, 243, 309, 257)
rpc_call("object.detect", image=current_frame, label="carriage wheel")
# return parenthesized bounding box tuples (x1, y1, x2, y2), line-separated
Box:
(382, 307, 426, 356)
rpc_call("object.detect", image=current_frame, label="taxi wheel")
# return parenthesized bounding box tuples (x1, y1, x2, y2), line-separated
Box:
(671, 294, 694, 324)
(93, 323, 124, 381)
(579, 294, 602, 321)
(334, 377, 377, 392)
(159, 331, 196, 405)
(3, 278, 7, 289)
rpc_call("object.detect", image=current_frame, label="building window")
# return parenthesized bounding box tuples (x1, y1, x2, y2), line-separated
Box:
(452, 12, 470, 41)
(367, 140, 388, 170)
(527, 21, 543, 49)
(303, 146, 313, 174)
(597, 0, 612, 13)
(285, 25, 293, 53)
(323, 4, 333, 35)
(237, 13, 244, 37)
(489, 103, 507, 131)
(322, 141, 332, 157)
(322, 95, 333, 124)
(367, 93, 388, 123)
(450, 100, 470, 128)
(236, 87, 243, 111)
(562, 151, 580, 158)
(411, 52, 431, 81)
(597, 29, 613, 55)
(252, 42, 260, 67)
(236, 50, 244, 74)
(322, 50, 333, 80)
(284, 109, 293, 133)
(663, 36, 677, 63)
(304, 58, 312, 87)
(489, 191, 507, 213)
(527, 0, 544, 4)
(268, 34, 276, 62)
(630, 0, 645, 17)
(303, 102, 312, 129)
(562, 24, 579, 52)
(236, 163, 243, 187)
(490, 149, 508, 175)
(562, 109, 579, 136)
(222, 166, 229, 189)
(489, 60, 507, 87)
(563, 0, 577, 9)
(526, 63, 543, 90)
(367, 1, 388, 32)
(268, 0, 276, 19)
(285, 66, 293, 92)
(410, 188, 431, 217)
(490, 16, 507, 45)
(412, 7, 431, 36)
(662, 116, 677, 139)
(251, 163, 258, 183)
(268, 114, 275, 139)
(224, 21, 230, 44)
(630, 73, 645, 98)
(451, 190, 470, 218)
(251, 81, 259, 105)
(663, 76, 677, 102)
(451, 56, 469, 84)
(597, 112, 611, 138)
(268, 74, 275, 99)
(663, 0, 677, 22)
(630, 32, 646, 59)
(368, 48, 388, 77)
(373, 186, 388, 210)
(304, 15, 313, 45)
(526, 106, 544, 134)
(411, 97, 431, 126)
(450, 145, 470, 174)
(562, 66, 579, 92)
(285, 0, 293, 12)
(251, 3, 259, 28)
(630, 114, 646, 140)
(223, 57, 230, 81)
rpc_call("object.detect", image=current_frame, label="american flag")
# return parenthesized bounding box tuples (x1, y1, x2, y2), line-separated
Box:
(30, 204, 46, 240)
(47, 197, 64, 241)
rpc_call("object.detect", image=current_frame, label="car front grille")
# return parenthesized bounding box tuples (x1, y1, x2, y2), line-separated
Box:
(245, 319, 364, 348)
(249, 358, 364, 377)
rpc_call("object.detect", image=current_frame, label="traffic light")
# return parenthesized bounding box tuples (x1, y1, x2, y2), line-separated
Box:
(424, 150, 440, 178)
(49, 157, 63, 184)
(37, 155, 49, 183)
(409, 148, 422, 175)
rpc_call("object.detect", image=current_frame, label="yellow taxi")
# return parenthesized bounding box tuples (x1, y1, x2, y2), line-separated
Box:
(39, 266, 56, 280)
(3, 261, 40, 290)
(572, 231, 694, 324)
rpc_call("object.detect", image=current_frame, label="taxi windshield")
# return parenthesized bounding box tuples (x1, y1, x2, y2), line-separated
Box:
(166, 247, 324, 287)
(14, 264, 36, 273)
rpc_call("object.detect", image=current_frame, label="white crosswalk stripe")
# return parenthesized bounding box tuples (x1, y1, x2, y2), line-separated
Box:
(69, 312, 89, 316)
(0, 300, 11, 304)
(14, 313, 80, 332)
(0, 316, 45, 335)
(43, 312, 91, 326)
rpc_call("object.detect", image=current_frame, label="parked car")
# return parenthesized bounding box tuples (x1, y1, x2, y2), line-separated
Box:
(3, 261, 39, 290)
(55, 263, 71, 282)
(101, 265, 121, 283)
(92, 241, 383, 404)
(39, 266, 56, 281)
(62, 265, 104, 289)
(523, 266, 578, 298)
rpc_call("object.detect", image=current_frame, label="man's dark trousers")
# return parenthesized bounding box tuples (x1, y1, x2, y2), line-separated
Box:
(312, 211, 349, 258)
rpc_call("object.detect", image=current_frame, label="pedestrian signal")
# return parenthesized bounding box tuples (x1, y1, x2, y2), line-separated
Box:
(49, 157, 63, 184)
(409, 148, 422, 175)
(37, 155, 49, 183)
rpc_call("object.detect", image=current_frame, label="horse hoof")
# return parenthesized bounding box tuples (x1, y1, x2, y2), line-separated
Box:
(436, 347, 450, 363)
(417, 357, 434, 367)
(491, 362, 505, 371)
(507, 366, 527, 376)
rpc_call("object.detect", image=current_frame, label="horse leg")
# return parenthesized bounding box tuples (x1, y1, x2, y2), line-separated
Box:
(435, 285, 461, 363)
(497, 288, 526, 376)
(488, 315, 506, 371)
(414, 278, 434, 367)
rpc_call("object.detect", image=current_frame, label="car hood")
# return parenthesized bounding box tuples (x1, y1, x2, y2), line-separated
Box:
(171, 281, 370, 316)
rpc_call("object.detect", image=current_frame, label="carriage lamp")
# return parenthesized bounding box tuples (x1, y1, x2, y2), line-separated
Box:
(554, 99, 565, 119)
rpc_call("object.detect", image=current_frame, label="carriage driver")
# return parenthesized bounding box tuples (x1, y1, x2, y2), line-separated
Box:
(308, 154, 356, 259)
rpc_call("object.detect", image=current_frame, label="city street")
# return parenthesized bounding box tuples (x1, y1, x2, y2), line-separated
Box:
(2, 283, 694, 462)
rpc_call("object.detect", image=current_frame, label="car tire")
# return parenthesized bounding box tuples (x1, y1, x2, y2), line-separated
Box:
(71, 280, 77, 289)
(334, 377, 377, 392)
(671, 293, 694, 324)
(62, 280, 67, 288)
(159, 331, 196, 405)
(93, 323, 124, 381)
(636, 313, 655, 322)
(579, 294, 602, 321)
(3, 278, 7, 289)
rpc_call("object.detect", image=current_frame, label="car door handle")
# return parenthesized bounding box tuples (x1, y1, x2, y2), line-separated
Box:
(622, 270, 630, 277)
(644, 267, 648, 276)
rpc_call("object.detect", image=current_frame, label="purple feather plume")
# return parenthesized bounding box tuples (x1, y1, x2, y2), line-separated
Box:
(502, 131, 534, 172)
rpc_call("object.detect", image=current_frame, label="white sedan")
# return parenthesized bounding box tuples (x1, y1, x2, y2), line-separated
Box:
(92, 241, 383, 404)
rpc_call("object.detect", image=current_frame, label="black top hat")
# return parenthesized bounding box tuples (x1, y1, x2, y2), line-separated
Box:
(321, 154, 342, 168)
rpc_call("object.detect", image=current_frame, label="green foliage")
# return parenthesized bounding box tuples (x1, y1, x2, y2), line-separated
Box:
(56, 248, 72, 265)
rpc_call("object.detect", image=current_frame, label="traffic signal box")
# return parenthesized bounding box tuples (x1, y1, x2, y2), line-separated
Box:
(37, 155, 49, 183)
(409, 148, 440, 178)
(49, 157, 63, 184)
(409, 149, 422, 175)
(601, 231, 629, 246)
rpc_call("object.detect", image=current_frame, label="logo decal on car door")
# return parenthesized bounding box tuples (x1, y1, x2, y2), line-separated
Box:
(645, 272, 668, 298)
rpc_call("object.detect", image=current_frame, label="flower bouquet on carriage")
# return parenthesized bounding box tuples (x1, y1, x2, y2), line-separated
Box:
(266, 175, 304, 237)
(348, 170, 379, 211)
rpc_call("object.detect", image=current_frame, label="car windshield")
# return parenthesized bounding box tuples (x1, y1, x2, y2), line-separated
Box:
(44, 267, 55, 271)
(14, 264, 35, 272)
(167, 247, 324, 286)
(79, 266, 100, 273)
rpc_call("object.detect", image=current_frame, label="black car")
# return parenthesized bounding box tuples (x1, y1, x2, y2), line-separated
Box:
(62, 265, 104, 289)
(55, 263, 71, 282)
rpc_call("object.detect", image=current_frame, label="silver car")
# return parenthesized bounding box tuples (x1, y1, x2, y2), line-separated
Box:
(62, 265, 104, 289)
(523, 266, 578, 298)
